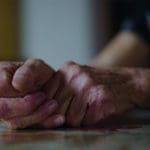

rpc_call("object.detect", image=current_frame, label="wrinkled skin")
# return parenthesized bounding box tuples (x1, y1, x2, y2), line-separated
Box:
(0, 59, 64, 129)
(0, 60, 149, 129)
(43, 61, 142, 127)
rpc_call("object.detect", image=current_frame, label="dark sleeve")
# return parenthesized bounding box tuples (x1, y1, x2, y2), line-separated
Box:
(121, 0, 150, 44)
(121, 11, 150, 44)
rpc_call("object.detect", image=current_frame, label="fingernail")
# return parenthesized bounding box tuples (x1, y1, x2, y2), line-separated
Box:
(53, 115, 65, 125)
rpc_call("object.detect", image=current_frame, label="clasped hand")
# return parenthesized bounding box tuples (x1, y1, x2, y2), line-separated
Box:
(0, 59, 138, 129)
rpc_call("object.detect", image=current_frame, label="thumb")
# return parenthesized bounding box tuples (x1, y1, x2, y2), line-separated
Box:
(12, 59, 55, 93)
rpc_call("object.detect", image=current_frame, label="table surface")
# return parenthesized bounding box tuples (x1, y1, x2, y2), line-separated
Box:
(0, 123, 150, 150)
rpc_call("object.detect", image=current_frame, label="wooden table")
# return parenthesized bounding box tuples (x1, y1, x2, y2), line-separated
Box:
(0, 123, 150, 150)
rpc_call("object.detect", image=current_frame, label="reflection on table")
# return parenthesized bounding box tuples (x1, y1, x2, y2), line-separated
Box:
(0, 123, 150, 150)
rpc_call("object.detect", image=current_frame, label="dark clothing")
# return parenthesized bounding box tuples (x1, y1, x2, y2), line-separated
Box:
(121, 1, 150, 44)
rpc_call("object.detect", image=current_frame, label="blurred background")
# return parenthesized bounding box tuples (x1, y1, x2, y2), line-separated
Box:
(0, 0, 142, 68)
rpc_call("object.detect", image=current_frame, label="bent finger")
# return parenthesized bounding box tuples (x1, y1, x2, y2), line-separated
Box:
(44, 71, 62, 99)
(66, 95, 87, 127)
(0, 92, 46, 119)
(3, 100, 58, 129)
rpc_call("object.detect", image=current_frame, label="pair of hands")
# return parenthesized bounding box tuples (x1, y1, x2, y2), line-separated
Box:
(0, 59, 138, 129)
(0, 59, 62, 129)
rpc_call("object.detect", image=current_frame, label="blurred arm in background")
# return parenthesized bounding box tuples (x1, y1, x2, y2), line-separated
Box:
(91, 6, 150, 68)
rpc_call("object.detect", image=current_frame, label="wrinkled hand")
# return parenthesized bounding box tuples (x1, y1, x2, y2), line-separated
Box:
(0, 59, 64, 129)
(44, 61, 137, 127)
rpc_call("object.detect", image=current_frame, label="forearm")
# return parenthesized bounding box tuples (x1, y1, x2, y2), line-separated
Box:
(91, 31, 149, 68)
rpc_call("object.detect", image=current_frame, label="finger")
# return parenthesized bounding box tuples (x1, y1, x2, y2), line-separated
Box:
(0, 92, 46, 119)
(44, 71, 74, 116)
(0, 62, 24, 97)
(44, 71, 62, 99)
(65, 74, 93, 127)
(3, 100, 58, 129)
(39, 114, 65, 128)
(12, 59, 55, 93)
(54, 84, 74, 115)
(66, 94, 87, 127)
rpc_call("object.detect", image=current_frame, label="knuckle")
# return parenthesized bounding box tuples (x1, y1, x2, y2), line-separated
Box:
(68, 65, 82, 80)
(80, 73, 93, 87)
(71, 72, 93, 91)
(60, 61, 79, 73)
(87, 86, 109, 103)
